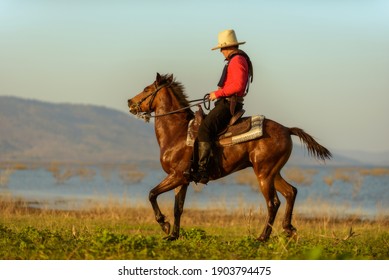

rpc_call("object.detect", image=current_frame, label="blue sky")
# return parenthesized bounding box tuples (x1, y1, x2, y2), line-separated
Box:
(1, 0, 388, 153)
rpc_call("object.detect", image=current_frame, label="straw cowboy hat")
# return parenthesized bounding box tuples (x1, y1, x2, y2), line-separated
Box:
(211, 29, 246, 50)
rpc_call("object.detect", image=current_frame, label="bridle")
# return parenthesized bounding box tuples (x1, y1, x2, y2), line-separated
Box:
(130, 81, 210, 122)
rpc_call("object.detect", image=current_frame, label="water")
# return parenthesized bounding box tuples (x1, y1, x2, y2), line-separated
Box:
(1, 164, 388, 219)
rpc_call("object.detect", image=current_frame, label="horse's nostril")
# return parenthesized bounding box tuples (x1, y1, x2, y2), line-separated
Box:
(128, 102, 139, 115)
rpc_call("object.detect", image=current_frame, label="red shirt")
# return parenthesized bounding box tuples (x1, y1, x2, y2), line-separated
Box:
(214, 55, 249, 98)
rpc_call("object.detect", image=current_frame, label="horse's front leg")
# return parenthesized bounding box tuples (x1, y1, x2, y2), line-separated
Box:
(149, 174, 185, 236)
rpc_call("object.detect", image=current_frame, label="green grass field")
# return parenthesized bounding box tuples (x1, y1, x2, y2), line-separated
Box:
(1, 197, 388, 260)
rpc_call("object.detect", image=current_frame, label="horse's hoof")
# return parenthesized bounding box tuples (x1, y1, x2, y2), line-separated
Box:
(284, 230, 298, 240)
(257, 235, 269, 242)
(164, 235, 179, 241)
(161, 222, 171, 235)
(283, 226, 297, 238)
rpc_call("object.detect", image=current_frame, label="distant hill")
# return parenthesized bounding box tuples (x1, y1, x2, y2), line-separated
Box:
(1, 96, 384, 166)
(331, 149, 389, 166)
(0, 96, 159, 163)
(288, 142, 362, 166)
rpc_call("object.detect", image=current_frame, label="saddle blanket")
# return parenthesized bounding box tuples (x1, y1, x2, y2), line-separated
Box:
(186, 115, 265, 147)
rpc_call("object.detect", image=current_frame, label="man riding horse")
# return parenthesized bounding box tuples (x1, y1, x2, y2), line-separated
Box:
(194, 29, 254, 184)
(127, 28, 332, 241)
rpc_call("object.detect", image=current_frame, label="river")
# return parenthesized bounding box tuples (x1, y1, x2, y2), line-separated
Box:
(1, 163, 388, 219)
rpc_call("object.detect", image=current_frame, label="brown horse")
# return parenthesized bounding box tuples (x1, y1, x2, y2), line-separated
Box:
(128, 73, 332, 241)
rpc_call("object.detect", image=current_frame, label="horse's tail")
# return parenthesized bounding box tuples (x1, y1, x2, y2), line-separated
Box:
(289, 127, 332, 162)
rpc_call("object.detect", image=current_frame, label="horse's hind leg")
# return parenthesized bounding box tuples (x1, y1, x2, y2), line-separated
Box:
(255, 175, 280, 241)
(274, 173, 298, 236)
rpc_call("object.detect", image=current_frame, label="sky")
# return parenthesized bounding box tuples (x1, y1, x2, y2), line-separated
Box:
(1, 0, 388, 153)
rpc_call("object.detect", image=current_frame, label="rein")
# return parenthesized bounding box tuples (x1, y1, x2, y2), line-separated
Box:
(133, 82, 210, 122)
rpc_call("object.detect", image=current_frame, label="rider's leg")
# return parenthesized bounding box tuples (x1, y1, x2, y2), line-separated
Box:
(195, 99, 231, 183)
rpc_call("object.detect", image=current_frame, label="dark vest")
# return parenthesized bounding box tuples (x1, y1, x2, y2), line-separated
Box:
(217, 50, 254, 93)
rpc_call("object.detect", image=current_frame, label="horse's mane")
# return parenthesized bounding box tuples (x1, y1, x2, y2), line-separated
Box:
(159, 74, 194, 117)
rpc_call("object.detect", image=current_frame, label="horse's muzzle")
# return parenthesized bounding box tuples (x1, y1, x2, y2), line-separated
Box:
(128, 99, 138, 115)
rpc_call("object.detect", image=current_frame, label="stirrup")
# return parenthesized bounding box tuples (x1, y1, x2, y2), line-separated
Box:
(196, 170, 209, 184)
(198, 174, 209, 184)
(190, 170, 209, 184)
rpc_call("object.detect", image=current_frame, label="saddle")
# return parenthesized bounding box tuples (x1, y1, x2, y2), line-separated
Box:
(186, 106, 265, 147)
(184, 106, 265, 182)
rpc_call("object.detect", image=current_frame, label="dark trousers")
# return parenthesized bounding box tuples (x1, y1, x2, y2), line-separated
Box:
(198, 98, 243, 142)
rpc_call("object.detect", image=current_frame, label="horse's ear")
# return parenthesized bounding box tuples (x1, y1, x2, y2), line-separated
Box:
(167, 74, 173, 84)
(156, 73, 162, 84)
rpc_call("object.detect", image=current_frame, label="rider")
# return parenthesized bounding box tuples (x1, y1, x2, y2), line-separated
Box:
(195, 29, 253, 184)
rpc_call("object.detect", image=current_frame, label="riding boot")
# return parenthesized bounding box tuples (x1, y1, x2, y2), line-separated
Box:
(196, 141, 212, 184)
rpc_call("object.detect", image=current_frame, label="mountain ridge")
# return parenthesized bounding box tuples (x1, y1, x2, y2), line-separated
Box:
(1, 96, 386, 166)
(0, 96, 159, 163)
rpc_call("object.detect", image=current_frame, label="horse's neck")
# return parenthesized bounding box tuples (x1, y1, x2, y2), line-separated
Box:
(153, 88, 192, 152)
(154, 109, 190, 150)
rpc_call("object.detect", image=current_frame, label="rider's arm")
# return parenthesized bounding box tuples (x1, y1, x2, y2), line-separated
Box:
(214, 55, 248, 98)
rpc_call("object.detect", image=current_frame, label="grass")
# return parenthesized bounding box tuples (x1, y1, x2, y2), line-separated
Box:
(1, 163, 389, 259)
(1, 196, 388, 260)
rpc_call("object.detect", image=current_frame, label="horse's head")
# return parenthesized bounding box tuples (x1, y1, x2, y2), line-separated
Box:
(128, 73, 173, 121)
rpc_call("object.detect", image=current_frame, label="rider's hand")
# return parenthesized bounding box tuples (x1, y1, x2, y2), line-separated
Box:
(208, 92, 217, 101)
